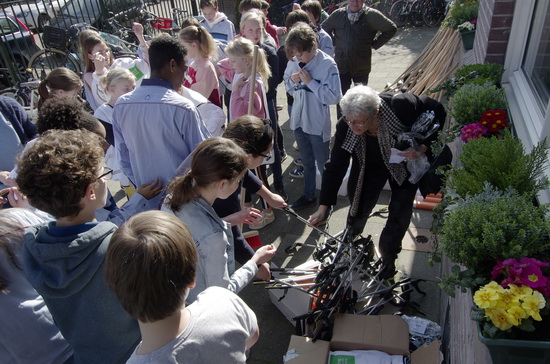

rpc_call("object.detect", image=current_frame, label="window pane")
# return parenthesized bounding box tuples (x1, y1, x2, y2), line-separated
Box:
(522, 0, 550, 110)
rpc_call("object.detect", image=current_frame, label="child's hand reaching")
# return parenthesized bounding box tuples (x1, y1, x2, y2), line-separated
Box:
(251, 244, 277, 265)
(0, 187, 29, 208)
(136, 178, 163, 200)
(132, 22, 144, 37)
(0, 171, 17, 187)
(93, 52, 108, 75)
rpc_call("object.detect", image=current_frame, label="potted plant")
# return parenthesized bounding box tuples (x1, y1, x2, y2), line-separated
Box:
(458, 20, 476, 49)
(433, 132, 550, 362)
(428, 63, 504, 98)
(447, 132, 549, 198)
(448, 82, 507, 135)
(444, 0, 479, 49)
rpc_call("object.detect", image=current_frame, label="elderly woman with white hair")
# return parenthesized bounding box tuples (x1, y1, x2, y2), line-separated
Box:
(308, 85, 446, 279)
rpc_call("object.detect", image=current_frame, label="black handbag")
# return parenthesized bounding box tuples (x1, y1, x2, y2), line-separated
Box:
(418, 144, 453, 198)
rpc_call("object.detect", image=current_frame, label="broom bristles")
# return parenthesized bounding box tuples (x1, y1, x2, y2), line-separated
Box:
(243, 230, 262, 249)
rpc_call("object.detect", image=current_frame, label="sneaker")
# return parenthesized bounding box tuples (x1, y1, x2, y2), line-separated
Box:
(280, 151, 288, 162)
(290, 196, 317, 211)
(274, 184, 288, 202)
(293, 158, 303, 166)
(317, 206, 333, 226)
(289, 167, 304, 178)
(249, 210, 275, 230)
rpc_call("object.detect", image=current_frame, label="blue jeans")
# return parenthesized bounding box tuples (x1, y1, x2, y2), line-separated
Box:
(294, 127, 330, 199)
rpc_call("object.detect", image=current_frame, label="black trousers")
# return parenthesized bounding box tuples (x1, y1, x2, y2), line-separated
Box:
(337, 73, 370, 118)
(348, 165, 417, 262)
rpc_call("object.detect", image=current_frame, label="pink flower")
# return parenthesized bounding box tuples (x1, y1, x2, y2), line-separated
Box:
(461, 123, 487, 143)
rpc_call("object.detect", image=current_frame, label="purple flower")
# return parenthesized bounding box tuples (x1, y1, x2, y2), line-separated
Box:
(460, 123, 487, 143)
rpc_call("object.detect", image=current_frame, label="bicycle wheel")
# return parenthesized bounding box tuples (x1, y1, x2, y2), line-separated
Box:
(410, 0, 424, 27)
(0, 88, 29, 107)
(28, 49, 82, 80)
(423, 0, 445, 27)
(379, 0, 395, 16)
(389, 1, 409, 27)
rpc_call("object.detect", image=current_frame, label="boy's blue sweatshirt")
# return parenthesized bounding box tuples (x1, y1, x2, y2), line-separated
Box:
(23, 221, 141, 364)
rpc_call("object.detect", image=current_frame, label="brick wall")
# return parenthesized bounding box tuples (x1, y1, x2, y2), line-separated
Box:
(475, 0, 516, 64)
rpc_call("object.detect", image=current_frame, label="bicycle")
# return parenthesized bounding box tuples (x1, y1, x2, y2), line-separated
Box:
(420, 0, 447, 27)
(0, 68, 40, 108)
(367, 0, 397, 16)
(389, 0, 424, 27)
(27, 25, 83, 80)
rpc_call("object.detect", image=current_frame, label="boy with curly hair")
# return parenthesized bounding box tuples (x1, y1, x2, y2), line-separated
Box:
(16, 129, 141, 364)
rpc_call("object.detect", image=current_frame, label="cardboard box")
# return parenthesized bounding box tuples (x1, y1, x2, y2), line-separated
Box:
(285, 314, 442, 363)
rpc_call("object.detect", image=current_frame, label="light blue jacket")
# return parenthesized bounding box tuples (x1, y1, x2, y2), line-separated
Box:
(112, 78, 211, 209)
(284, 50, 342, 142)
(161, 198, 258, 303)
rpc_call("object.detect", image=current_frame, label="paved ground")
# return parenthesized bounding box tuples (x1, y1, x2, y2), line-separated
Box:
(239, 25, 442, 364)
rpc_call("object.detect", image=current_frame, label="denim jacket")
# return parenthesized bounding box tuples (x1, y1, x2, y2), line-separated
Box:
(161, 198, 257, 303)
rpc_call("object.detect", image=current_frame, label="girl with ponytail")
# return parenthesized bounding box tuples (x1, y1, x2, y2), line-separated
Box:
(37, 67, 82, 110)
(179, 25, 221, 107)
(162, 137, 276, 303)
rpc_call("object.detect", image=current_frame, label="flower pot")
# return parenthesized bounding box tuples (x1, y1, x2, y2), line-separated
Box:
(477, 323, 550, 364)
(461, 30, 476, 50)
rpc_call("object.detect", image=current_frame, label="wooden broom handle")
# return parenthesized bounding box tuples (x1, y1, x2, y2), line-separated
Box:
(247, 45, 259, 115)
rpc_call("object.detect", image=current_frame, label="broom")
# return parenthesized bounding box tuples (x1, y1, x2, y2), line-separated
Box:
(242, 45, 263, 250)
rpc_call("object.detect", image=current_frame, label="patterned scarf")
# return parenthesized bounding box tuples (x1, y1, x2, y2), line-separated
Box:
(347, 5, 365, 24)
(342, 99, 409, 217)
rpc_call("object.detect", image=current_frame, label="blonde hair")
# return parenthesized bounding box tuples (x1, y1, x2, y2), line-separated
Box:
(240, 9, 266, 41)
(99, 68, 136, 94)
(179, 25, 218, 60)
(226, 37, 271, 92)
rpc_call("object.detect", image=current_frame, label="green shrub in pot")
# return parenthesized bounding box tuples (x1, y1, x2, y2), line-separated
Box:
(449, 82, 507, 128)
(439, 183, 550, 277)
(448, 131, 549, 198)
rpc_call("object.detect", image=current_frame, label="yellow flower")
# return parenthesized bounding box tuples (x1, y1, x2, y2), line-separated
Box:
(521, 291, 546, 321)
(486, 307, 514, 331)
(506, 305, 527, 326)
(509, 284, 531, 297)
(474, 284, 501, 309)
(496, 289, 520, 310)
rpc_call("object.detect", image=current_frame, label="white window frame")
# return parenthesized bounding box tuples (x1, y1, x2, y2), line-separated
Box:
(502, 0, 550, 205)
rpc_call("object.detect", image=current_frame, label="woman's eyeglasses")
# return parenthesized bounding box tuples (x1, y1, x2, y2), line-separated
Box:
(257, 152, 272, 159)
(97, 168, 113, 181)
(345, 116, 373, 127)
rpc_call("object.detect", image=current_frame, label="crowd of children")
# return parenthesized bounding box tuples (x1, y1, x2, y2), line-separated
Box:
(0, 0, 400, 362)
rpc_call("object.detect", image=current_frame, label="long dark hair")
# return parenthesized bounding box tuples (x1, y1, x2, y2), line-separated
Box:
(165, 137, 248, 210)
(223, 115, 273, 156)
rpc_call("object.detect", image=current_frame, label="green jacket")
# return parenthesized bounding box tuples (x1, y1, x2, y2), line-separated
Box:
(322, 7, 397, 76)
